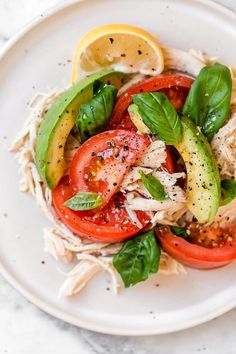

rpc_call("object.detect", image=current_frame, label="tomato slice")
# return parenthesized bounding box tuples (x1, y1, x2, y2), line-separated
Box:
(112, 112, 137, 131)
(52, 176, 150, 242)
(160, 86, 189, 111)
(162, 146, 175, 174)
(108, 75, 193, 130)
(156, 225, 236, 269)
(69, 130, 149, 208)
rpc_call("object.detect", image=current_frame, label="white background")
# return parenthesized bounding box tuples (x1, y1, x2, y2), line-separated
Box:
(0, 0, 236, 353)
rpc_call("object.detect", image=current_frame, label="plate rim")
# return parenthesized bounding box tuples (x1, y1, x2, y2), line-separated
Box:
(1, 0, 236, 336)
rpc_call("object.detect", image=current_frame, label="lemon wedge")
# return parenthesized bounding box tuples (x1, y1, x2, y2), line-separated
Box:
(72, 24, 164, 82)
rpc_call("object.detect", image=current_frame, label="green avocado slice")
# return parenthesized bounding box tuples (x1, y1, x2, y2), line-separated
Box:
(35, 70, 127, 189)
(175, 117, 221, 223)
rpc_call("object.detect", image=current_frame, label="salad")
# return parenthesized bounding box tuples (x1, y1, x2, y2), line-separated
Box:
(11, 24, 236, 296)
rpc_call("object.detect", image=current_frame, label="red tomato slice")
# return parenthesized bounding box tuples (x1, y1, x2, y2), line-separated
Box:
(112, 112, 137, 131)
(156, 225, 236, 269)
(52, 176, 150, 242)
(69, 130, 150, 208)
(108, 75, 193, 130)
(160, 87, 189, 111)
(162, 146, 175, 174)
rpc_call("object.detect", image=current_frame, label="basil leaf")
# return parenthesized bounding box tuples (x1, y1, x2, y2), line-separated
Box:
(93, 79, 105, 95)
(113, 229, 160, 287)
(170, 226, 188, 239)
(221, 179, 236, 205)
(132, 92, 182, 144)
(183, 63, 232, 141)
(64, 191, 102, 210)
(139, 170, 168, 200)
(76, 83, 117, 142)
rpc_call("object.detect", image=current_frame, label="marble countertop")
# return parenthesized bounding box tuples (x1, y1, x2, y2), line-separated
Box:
(0, 0, 236, 353)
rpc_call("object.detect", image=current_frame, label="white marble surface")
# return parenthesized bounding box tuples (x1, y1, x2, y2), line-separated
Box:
(0, 0, 236, 353)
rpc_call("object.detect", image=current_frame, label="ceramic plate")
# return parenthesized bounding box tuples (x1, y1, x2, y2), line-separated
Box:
(1, 0, 236, 336)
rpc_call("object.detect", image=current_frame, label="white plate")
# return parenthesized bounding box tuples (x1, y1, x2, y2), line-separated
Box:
(1, 0, 236, 336)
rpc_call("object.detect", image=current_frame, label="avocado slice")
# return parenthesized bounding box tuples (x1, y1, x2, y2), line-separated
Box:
(175, 117, 221, 223)
(35, 70, 127, 189)
(128, 103, 150, 134)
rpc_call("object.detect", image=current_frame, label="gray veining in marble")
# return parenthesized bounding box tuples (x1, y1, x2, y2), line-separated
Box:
(0, 0, 236, 353)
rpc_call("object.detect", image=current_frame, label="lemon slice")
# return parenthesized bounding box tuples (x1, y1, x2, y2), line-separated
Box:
(72, 24, 164, 82)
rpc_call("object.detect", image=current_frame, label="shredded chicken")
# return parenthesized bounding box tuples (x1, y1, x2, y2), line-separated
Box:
(59, 251, 186, 298)
(135, 140, 167, 168)
(59, 254, 121, 297)
(125, 205, 144, 229)
(59, 260, 105, 297)
(188, 49, 217, 66)
(211, 198, 236, 228)
(159, 252, 187, 275)
(44, 228, 74, 263)
(126, 192, 183, 211)
(44, 227, 122, 262)
(211, 110, 236, 179)
(152, 171, 185, 186)
(121, 166, 152, 192)
(121, 168, 186, 227)
(122, 169, 186, 196)
(150, 204, 188, 227)
(125, 190, 187, 227)
(10, 90, 63, 193)
(163, 47, 205, 77)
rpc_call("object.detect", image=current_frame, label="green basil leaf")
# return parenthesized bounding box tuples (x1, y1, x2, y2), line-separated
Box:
(170, 226, 189, 239)
(221, 179, 236, 205)
(93, 79, 105, 95)
(183, 63, 232, 141)
(132, 92, 182, 144)
(64, 191, 102, 210)
(139, 170, 168, 200)
(76, 83, 117, 142)
(113, 229, 160, 287)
